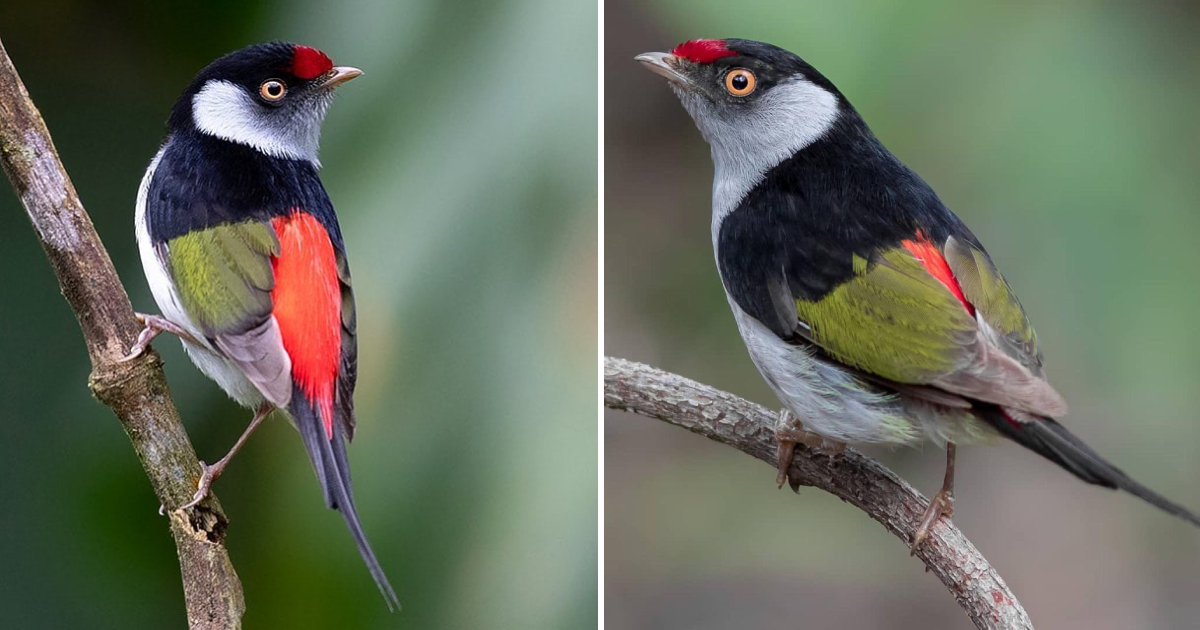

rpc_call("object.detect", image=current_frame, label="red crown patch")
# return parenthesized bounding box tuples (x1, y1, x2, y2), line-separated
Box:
(290, 45, 333, 80)
(671, 39, 736, 63)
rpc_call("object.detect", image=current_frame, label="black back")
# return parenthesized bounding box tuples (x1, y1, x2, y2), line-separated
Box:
(716, 112, 980, 340)
(145, 129, 344, 247)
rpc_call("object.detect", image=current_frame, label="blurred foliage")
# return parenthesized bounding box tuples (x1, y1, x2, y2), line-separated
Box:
(606, 1, 1200, 628)
(0, 0, 596, 628)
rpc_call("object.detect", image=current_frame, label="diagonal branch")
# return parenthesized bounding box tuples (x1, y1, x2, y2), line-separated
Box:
(0, 37, 244, 629)
(604, 357, 1032, 630)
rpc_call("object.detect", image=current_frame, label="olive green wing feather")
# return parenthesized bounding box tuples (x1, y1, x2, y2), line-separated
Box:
(163, 220, 293, 406)
(791, 243, 1067, 417)
(794, 249, 978, 383)
(943, 235, 1043, 375)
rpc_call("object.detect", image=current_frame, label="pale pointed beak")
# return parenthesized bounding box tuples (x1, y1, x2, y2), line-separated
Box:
(635, 52, 690, 86)
(319, 66, 363, 89)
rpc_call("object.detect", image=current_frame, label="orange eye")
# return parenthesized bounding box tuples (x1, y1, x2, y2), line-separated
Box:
(724, 69, 756, 96)
(259, 79, 287, 101)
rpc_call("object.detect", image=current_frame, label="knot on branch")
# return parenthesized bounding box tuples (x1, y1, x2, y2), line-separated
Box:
(171, 506, 230, 545)
(88, 352, 166, 405)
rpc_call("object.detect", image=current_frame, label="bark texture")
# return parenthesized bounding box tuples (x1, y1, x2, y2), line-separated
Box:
(605, 357, 1033, 630)
(0, 38, 244, 629)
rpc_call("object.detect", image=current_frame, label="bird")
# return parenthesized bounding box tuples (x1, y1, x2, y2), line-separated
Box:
(125, 41, 399, 609)
(637, 38, 1200, 550)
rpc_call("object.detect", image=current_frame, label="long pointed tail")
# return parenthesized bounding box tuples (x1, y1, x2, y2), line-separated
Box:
(293, 389, 401, 610)
(980, 406, 1200, 527)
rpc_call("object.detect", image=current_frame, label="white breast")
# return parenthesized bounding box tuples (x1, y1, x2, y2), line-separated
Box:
(134, 147, 199, 340)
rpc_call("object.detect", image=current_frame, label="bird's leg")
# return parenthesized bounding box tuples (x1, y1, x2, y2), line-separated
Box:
(120, 312, 202, 362)
(774, 409, 846, 490)
(177, 403, 273, 511)
(911, 442, 956, 554)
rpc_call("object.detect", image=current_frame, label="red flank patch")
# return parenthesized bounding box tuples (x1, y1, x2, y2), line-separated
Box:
(271, 212, 340, 438)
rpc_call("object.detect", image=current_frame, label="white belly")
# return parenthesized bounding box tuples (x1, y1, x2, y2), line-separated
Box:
(729, 299, 995, 446)
(728, 298, 924, 445)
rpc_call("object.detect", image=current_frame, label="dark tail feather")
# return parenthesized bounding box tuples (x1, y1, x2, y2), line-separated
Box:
(293, 389, 401, 611)
(981, 406, 1200, 527)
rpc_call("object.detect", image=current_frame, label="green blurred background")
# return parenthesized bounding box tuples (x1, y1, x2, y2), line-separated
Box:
(606, 1, 1200, 628)
(0, 1, 596, 628)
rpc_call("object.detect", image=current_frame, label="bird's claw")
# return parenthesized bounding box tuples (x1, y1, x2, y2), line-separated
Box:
(155, 461, 219, 514)
(910, 490, 955, 555)
(119, 313, 199, 362)
(119, 324, 160, 362)
(179, 460, 219, 511)
(774, 409, 845, 491)
(775, 439, 798, 491)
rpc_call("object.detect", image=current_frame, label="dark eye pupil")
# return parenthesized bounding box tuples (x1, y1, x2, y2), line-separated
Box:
(732, 75, 747, 90)
(268, 84, 281, 95)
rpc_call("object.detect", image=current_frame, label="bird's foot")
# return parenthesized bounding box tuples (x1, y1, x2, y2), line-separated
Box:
(774, 409, 846, 490)
(119, 313, 199, 362)
(157, 460, 222, 514)
(911, 443, 957, 555)
(910, 488, 954, 555)
(163, 404, 271, 513)
(179, 459, 226, 511)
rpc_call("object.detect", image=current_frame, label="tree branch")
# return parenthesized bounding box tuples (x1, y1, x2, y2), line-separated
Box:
(0, 38, 244, 629)
(604, 357, 1032, 630)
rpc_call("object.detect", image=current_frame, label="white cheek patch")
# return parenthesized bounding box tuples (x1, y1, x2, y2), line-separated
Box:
(191, 79, 328, 164)
(678, 78, 840, 235)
